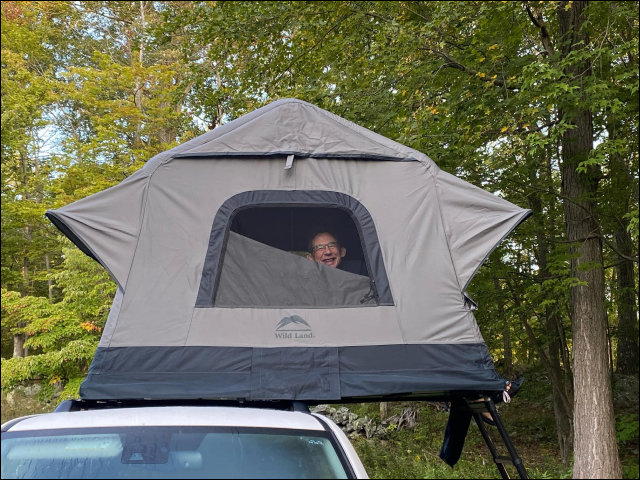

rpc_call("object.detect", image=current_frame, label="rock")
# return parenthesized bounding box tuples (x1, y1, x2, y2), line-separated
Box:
(18, 384, 41, 397)
(364, 419, 377, 439)
(348, 412, 359, 423)
(312, 404, 330, 414)
(353, 418, 367, 432)
(397, 406, 420, 431)
(349, 432, 360, 441)
(346, 423, 355, 433)
(337, 406, 350, 423)
(374, 425, 389, 439)
(381, 414, 400, 427)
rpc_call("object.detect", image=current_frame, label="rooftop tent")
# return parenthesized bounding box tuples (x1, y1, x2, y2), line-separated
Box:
(46, 98, 531, 402)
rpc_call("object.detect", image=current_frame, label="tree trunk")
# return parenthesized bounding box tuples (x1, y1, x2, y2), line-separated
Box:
(503, 321, 512, 378)
(528, 181, 574, 464)
(45, 253, 53, 302)
(380, 402, 389, 421)
(134, 1, 146, 146)
(13, 334, 25, 358)
(557, 2, 622, 477)
(493, 278, 512, 376)
(548, 312, 574, 464)
(615, 224, 639, 374)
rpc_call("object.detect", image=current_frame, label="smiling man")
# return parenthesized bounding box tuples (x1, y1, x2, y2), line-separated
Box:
(306, 231, 346, 268)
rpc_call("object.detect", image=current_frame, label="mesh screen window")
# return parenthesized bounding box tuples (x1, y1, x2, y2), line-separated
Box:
(214, 207, 377, 308)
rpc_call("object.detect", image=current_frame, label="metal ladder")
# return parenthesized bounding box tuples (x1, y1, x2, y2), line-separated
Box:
(467, 397, 529, 479)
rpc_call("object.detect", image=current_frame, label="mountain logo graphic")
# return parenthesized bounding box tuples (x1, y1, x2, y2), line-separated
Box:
(276, 315, 311, 331)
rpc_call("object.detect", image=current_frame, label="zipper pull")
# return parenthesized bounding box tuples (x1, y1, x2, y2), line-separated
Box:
(284, 154, 294, 170)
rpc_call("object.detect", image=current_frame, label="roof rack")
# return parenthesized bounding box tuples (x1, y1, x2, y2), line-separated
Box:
(54, 399, 310, 414)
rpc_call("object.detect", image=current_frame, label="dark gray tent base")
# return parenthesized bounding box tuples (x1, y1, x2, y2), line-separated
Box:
(80, 344, 507, 401)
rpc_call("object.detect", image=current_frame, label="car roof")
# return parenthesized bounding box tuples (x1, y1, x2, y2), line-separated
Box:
(3, 406, 325, 433)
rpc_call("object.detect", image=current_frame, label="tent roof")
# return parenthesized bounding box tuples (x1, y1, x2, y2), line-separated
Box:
(142, 98, 437, 174)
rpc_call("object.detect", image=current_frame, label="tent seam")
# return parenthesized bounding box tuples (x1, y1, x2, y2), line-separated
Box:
(183, 307, 197, 347)
(310, 103, 428, 166)
(107, 172, 152, 350)
(432, 170, 464, 293)
(431, 170, 484, 344)
(165, 99, 426, 166)
(143, 100, 286, 176)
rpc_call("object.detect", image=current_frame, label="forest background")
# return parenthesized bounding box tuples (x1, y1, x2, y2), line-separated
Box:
(1, 1, 638, 478)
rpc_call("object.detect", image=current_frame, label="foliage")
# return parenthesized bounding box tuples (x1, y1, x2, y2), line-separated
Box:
(617, 414, 640, 444)
(0, 245, 113, 397)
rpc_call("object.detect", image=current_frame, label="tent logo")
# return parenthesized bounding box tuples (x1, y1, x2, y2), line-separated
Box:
(275, 315, 314, 339)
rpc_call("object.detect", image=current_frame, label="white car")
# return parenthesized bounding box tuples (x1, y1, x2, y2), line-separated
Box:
(1, 403, 368, 479)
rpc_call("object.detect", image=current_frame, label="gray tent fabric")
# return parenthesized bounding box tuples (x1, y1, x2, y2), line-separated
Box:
(45, 98, 531, 402)
(435, 171, 531, 290)
(217, 232, 374, 308)
(45, 171, 149, 290)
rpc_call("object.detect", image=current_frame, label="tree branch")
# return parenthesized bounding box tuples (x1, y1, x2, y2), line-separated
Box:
(599, 234, 639, 263)
(506, 280, 574, 414)
(524, 2, 555, 56)
(420, 46, 520, 90)
(485, 120, 560, 136)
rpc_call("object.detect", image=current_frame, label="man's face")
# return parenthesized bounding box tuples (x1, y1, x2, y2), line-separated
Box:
(306, 232, 346, 268)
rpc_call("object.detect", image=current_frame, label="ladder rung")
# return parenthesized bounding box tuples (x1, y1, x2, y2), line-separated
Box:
(494, 456, 514, 465)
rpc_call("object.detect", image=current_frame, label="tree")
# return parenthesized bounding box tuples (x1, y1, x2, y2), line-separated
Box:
(557, 2, 621, 477)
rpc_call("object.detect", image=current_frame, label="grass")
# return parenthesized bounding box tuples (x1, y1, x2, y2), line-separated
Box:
(344, 398, 571, 479)
(1, 377, 638, 479)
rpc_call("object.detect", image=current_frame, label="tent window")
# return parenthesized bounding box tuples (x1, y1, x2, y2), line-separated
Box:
(195, 190, 394, 308)
(215, 206, 376, 308)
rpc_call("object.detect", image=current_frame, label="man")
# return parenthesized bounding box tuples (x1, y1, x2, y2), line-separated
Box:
(306, 231, 346, 268)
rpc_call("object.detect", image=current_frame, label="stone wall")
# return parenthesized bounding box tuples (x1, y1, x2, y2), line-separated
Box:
(311, 405, 393, 440)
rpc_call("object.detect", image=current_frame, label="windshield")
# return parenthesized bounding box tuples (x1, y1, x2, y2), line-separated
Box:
(1, 426, 350, 479)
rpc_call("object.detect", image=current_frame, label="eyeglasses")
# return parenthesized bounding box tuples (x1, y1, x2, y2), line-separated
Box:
(311, 242, 340, 253)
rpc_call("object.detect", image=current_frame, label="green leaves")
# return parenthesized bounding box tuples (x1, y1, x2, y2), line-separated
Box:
(1, 339, 97, 394)
(0, 246, 112, 396)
